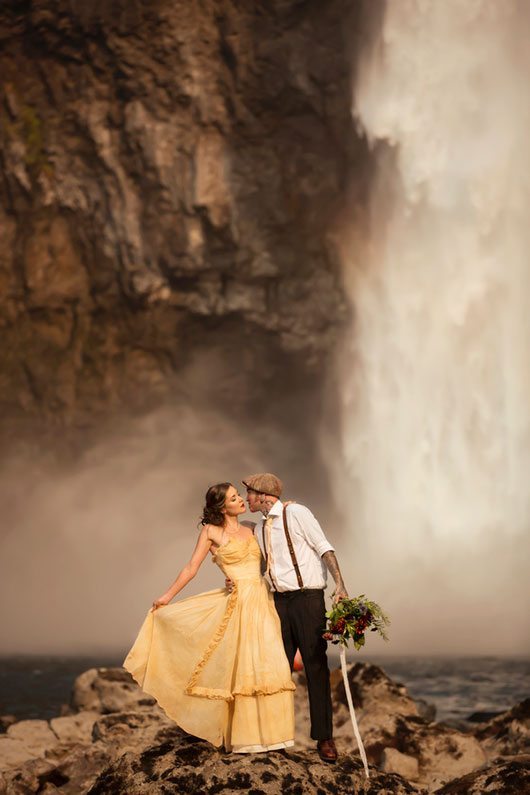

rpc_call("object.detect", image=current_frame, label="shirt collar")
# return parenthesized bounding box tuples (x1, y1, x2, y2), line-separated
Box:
(266, 499, 283, 519)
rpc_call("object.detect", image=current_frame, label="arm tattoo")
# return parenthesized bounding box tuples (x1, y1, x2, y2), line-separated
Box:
(322, 551, 347, 593)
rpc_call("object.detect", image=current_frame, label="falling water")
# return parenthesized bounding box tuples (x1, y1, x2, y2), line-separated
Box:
(336, 0, 530, 653)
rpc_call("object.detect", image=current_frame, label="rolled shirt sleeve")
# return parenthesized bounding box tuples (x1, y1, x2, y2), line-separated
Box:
(290, 504, 334, 558)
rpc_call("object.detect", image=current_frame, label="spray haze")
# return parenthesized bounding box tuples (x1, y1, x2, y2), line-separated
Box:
(0, 407, 267, 655)
(333, 0, 530, 654)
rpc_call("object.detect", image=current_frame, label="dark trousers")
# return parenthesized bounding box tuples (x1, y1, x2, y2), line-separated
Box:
(273, 589, 333, 741)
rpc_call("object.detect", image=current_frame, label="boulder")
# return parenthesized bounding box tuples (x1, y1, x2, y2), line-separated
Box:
(70, 667, 156, 715)
(332, 662, 421, 720)
(50, 712, 99, 745)
(0, 736, 41, 771)
(6, 721, 57, 756)
(0, 720, 60, 772)
(434, 754, 530, 794)
(409, 720, 486, 790)
(313, 663, 486, 789)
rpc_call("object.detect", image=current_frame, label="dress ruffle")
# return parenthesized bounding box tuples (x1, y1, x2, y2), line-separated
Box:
(185, 583, 239, 698)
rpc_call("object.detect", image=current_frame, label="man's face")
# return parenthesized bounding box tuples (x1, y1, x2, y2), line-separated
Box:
(246, 489, 263, 513)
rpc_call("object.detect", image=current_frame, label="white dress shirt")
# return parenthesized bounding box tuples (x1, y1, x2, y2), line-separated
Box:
(256, 500, 334, 592)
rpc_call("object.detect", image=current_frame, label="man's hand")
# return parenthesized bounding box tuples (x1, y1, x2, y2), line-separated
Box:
(332, 586, 349, 605)
(225, 577, 234, 592)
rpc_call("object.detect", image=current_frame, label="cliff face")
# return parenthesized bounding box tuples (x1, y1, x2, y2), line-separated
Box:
(0, 0, 369, 441)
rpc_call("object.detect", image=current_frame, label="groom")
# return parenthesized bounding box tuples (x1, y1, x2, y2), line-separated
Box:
(242, 472, 348, 763)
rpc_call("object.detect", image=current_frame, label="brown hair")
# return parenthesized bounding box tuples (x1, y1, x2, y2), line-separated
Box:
(200, 482, 232, 527)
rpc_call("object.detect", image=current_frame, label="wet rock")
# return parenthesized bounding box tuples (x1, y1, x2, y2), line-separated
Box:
(434, 754, 530, 794)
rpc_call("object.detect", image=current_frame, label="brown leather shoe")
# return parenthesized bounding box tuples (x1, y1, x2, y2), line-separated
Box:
(317, 738, 338, 763)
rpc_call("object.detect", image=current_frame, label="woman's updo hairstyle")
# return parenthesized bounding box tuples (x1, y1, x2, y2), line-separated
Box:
(200, 482, 232, 527)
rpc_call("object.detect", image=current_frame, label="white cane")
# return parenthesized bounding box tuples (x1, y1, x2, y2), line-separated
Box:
(339, 647, 370, 778)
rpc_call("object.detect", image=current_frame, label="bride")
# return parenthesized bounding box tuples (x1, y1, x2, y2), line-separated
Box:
(123, 482, 295, 753)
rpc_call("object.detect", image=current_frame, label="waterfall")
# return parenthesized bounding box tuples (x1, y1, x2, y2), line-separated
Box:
(335, 0, 530, 653)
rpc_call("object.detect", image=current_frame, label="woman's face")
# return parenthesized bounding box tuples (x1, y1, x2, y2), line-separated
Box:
(223, 485, 246, 517)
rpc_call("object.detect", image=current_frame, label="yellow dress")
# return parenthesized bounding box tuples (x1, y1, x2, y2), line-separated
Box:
(123, 535, 295, 752)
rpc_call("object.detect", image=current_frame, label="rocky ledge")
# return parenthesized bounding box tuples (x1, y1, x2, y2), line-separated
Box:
(0, 664, 528, 794)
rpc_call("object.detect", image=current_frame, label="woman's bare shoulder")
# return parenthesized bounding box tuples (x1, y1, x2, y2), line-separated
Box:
(202, 523, 216, 540)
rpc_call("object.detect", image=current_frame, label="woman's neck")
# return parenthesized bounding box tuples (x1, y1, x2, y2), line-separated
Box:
(224, 516, 240, 533)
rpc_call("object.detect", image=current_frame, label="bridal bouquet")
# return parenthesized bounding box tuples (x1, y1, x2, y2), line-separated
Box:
(323, 595, 390, 650)
(323, 595, 389, 779)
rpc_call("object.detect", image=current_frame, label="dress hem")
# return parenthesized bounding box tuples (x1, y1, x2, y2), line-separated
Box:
(231, 739, 295, 754)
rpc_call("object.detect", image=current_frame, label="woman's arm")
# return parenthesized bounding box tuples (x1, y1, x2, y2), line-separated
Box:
(151, 526, 213, 610)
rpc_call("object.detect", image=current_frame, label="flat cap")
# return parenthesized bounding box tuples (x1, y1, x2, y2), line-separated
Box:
(242, 473, 283, 498)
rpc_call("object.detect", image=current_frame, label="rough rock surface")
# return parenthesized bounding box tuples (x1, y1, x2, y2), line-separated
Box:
(380, 747, 420, 781)
(1, 663, 527, 794)
(70, 666, 157, 715)
(296, 663, 487, 791)
(88, 734, 416, 795)
(435, 755, 530, 794)
(0, 0, 369, 439)
(472, 697, 530, 760)
(0, 666, 416, 795)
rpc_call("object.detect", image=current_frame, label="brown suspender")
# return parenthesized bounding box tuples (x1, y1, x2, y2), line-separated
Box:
(262, 507, 305, 591)
(282, 506, 304, 590)
(263, 526, 279, 592)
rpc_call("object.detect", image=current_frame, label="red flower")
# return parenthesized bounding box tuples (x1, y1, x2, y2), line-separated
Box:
(335, 617, 346, 633)
(322, 632, 333, 641)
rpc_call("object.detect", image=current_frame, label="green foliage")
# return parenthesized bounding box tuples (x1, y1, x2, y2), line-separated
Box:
(324, 594, 390, 650)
